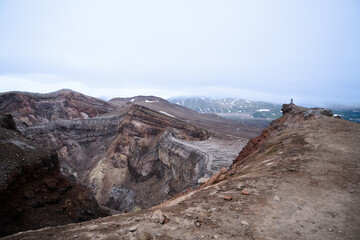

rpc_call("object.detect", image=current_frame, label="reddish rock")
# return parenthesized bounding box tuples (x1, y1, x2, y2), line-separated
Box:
(223, 195, 233, 200)
(202, 168, 228, 187)
(241, 190, 250, 195)
(151, 209, 166, 224)
(217, 174, 226, 182)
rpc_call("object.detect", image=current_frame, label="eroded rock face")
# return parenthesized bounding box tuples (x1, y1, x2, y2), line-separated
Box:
(21, 104, 209, 212)
(0, 113, 106, 237)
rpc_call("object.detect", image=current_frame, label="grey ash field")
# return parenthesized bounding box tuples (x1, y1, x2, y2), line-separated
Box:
(0, 90, 359, 240)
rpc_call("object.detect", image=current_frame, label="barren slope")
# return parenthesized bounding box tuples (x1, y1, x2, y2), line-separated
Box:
(5, 104, 359, 240)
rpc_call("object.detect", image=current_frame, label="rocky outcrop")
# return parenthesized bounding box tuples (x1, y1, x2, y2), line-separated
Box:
(0, 113, 106, 237)
(281, 103, 333, 117)
(0, 89, 116, 130)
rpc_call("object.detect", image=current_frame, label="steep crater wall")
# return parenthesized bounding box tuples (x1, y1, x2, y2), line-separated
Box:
(0, 114, 106, 237)
(21, 105, 210, 212)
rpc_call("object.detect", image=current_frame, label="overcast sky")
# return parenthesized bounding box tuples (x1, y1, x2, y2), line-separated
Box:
(0, 0, 359, 106)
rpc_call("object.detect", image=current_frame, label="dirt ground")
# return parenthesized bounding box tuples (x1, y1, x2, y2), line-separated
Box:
(2, 113, 360, 240)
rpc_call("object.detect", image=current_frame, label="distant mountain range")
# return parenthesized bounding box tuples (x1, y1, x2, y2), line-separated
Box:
(168, 97, 360, 124)
(168, 97, 282, 119)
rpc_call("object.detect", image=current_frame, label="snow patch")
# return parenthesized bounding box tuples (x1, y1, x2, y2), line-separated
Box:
(159, 111, 175, 118)
(130, 98, 135, 102)
(256, 109, 270, 112)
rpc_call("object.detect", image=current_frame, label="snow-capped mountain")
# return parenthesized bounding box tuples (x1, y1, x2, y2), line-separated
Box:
(168, 97, 282, 120)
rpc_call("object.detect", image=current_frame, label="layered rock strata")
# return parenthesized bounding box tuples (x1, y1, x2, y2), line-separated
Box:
(21, 104, 210, 211)
(0, 113, 106, 237)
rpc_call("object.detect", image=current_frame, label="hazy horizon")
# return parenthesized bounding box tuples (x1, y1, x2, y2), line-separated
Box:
(1, 1, 359, 107)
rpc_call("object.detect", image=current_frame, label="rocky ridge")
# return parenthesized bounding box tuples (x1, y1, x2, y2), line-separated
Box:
(4, 103, 359, 239)
(230, 103, 333, 169)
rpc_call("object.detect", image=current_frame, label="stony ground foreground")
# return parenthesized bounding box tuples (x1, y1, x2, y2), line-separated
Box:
(3, 105, 360, 240)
